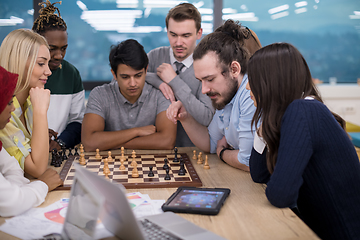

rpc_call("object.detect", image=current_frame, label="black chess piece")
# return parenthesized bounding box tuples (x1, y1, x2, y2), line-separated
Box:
(68, 147, 73, 157)
(51, 149, 57, 166)
(163, 158, 169, 170)
(54, 152, 61, 167)
(178, 161, 186, 176)
(74, 147, 79, 156)
(61, 146, 68, 160)
(180, 158, 187, 173)
(148, 166, 155, 177)
(54, 160, 61, 167)
(173, 147, 179, 162)
(164, 168, 171, 180)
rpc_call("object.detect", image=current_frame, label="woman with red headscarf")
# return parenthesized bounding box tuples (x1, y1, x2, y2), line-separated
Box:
(0, 66, 62, 217)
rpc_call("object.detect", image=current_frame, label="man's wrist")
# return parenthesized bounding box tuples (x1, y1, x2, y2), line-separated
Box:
(219, 147, 230, 163)
(55, 138, 66, 148)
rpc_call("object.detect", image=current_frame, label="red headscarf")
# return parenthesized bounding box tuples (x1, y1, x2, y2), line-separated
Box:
(0, 66, 18, 150)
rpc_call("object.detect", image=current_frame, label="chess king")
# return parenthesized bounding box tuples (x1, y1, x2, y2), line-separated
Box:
(82, 39, 176, 151)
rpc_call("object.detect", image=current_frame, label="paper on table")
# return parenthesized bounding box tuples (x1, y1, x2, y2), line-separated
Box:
(0, 194, 165, 239)
(131, 194, 165, 218)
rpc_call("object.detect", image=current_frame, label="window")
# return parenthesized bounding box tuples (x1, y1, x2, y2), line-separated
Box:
(223, 0, 360, 83)
(1, 0, 359, 84)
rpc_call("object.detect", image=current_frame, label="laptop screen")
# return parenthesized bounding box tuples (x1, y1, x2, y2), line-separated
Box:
(62, 167, 105, 240)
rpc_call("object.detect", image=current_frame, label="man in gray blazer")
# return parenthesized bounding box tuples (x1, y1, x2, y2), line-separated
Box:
(146, 3, 214, 147)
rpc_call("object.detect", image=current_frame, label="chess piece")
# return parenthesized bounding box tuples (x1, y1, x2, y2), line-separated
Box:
(180, 158, 187, 173)
(79, 152, 86, 165)
(119, 158, 126, 170)
(74, 146, 79, 156)
(148, 166, 154, 177)
(51, 149, 57, 166)
(107, 151, 113, 162)
(103, 158, 111, 179)
(104, 169, 110, 179)
(204, 155, 210, 169)
(120, 146, 125, 161)
(164, 168, 171, 180)
(95, 149, 101, 160)
(178, 161, 186, 176)
(192, 150, 197, 160)
(173, 147, 179, 162)
(80, 144, 84, 154)
(163, 158, 169, 170)
(61, 147, 67, 160)
(54, 151, 61, 167)
(197, 152, 203, 164)
(132, 165, 139, 178)
(68, 147, 73, 157)
(131, 150, 136, 158)
(131, 155, 137, 167)
(104, 167, 111, 179)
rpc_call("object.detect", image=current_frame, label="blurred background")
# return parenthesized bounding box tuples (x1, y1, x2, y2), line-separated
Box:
(1, 0, 359, 86)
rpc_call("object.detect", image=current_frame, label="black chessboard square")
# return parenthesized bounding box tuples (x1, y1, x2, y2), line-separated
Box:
(66, 176, 74, 181)
(144, 178, 160, 182)
(112, 179, 129, 183)
(158, 174, 174, 178)
(174, 177, 190, 181)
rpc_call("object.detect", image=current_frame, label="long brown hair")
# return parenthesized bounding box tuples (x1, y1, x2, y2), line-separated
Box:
(248, 43, 345, 173)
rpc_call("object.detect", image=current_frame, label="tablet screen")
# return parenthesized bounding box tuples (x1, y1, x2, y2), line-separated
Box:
(167, 189, 225, 209)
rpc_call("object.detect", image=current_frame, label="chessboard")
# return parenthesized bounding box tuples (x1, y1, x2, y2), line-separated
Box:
(57, 151, 202, 190)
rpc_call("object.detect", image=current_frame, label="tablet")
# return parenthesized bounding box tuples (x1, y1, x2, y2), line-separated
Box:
(161, 187, 230, 215)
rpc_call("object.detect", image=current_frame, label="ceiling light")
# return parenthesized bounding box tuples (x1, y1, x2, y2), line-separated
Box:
(271, 11, 289, 20)
(295, 7, 307, 14)
(268, 5, 289, 15)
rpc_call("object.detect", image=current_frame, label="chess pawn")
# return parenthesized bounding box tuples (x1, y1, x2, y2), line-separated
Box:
(79, 153, 86, 165)
(131, 156, 137, 167)
(204, 155, 210, 169)
(74, 146, 79, 156)
(107, 151, 113, 162)
(120, 146, 126, 161)
(164, 168, 171, 180)
(95, 149, 101, 160)
(103, 158, 109, 171)
(197, 152, 203, 164)
(131, 150, 136, 158)
(192, 150, 197, 160)
(148, 166, 155, 177)
(104, 167, 111, 179)
(103, 158, 111, 178)
(68, 147, 73, 156)
(119, 158, 126, 170)
(132, 166, 139, 178)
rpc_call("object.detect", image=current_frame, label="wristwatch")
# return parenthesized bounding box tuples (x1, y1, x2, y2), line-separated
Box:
(56, 138, 66, 148)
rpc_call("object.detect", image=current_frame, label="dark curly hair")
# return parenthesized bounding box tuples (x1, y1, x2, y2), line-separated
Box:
(32, 0, 67, 34)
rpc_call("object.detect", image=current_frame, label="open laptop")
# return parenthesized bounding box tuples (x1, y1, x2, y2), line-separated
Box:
(57, 164, 226, 240)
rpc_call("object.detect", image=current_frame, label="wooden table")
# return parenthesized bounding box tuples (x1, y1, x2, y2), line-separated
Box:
(0, 147, 319, 240)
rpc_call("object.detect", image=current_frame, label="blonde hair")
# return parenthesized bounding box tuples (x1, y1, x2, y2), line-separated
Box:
(0, 29, 49, 94)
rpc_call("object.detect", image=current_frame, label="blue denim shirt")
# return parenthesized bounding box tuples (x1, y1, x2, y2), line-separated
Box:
(208, 74, 256, 166)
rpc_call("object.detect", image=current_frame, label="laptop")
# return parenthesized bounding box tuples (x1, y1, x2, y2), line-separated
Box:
(56, 164, 225, 240)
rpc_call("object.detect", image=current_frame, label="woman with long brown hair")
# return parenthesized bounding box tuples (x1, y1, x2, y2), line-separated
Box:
(246, 42, 360, 239)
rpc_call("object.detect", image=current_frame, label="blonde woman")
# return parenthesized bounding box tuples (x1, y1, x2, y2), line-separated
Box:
(0, 29, 52, 178)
